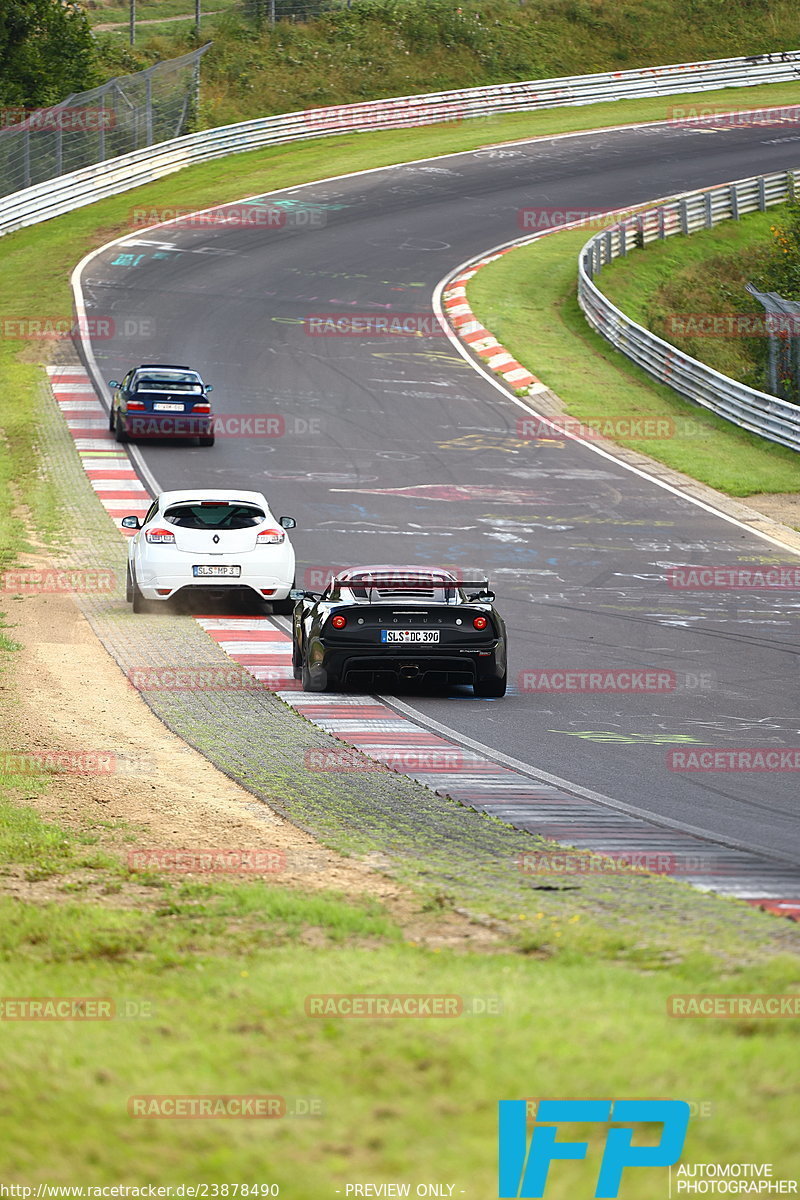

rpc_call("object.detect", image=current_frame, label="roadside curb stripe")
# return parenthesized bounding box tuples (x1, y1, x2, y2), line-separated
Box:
(47, 365, 800, 920)
(442, 272, 537, 389)
(48, 366, 150, 530)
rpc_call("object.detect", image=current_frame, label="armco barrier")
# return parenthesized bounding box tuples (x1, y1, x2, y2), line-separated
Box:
(2, 51, 800, 238)
(577, 169, 800, 453)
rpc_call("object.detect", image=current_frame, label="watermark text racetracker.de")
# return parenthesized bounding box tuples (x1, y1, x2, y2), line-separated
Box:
(667, 565, 800, 590)
(124, 414, 321, 439)
(667, 749, 800, 772)
(519, 667, 714, 694)
(667, 102, 800, 128)
(517, 415, 704, 441)
(1, 568, 117, 594)
(305, 993, 502, 1016)
(0, 750, 117, 776)
(304, 313, 448, 338)
(666, 313, 800, 338)
(302, 565, 465, 589)
(519, 668, 676, 693)
(130, 204, 327, 230)
(127, 848, 287, 875)
(0, 105, 115, 132)
(668, 994, 800, 1018)
(0, 997, 153, 1020)
(0, 316, 152, 341)
(515, 206, 674, 231)
(517, 850, 718, 877)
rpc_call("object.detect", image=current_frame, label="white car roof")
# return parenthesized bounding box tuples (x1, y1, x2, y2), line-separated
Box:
(158, 490, 270, 508)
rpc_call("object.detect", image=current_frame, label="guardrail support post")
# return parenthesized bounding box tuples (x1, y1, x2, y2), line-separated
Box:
(704, 191, 713, 229)
(730, 183, 739, 221)
(680, 198, 689, 235)
(758, 176, 766, 211)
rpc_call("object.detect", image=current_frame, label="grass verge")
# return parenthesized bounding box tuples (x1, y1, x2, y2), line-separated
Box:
(88, 0, 800, 130)
(596, 206, 777, 389)
(467, 222, 800, 496)
(1, 782, 799, 1188)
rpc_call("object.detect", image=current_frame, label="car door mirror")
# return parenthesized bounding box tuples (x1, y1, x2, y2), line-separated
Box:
(120, 516, 141, 530)
(289, 589, 305, 601)
(468, 589, 495, 602)
(108, 380, 119, 388)
(279, 516, 296, 529)
(205, 384, 213, 393)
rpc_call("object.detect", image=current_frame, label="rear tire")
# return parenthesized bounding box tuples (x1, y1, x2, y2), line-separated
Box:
(125, 564, 133, 603)
(474, 673, 507, 698)
(198, 433, 215, 447)
(292, 639, 302, 680)
(108, 407, 115, 432)
(131, 570, 151, 614)
(302, 659, 330, 692)
(114, 413, 129, 443)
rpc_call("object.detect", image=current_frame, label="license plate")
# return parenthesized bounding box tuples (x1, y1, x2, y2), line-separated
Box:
(193, 565, 241, 577)
(381, 629, 440, 644)
(153, 402, 184, 411)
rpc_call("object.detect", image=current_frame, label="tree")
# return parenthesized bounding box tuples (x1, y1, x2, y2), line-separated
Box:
(0, 1, 99, 108)
(758, 201, 800, 301)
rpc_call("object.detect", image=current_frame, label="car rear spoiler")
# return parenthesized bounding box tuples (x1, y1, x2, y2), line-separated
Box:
(342, 577, 492, 593)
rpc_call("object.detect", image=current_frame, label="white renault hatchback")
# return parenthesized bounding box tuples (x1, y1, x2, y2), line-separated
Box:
(122, 490, 296, 612)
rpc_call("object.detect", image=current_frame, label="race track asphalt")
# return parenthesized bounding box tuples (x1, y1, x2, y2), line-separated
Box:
(78, 115, 800, 862)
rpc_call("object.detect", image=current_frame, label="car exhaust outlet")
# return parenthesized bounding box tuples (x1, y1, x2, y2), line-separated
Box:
(399, 665, 421, 680)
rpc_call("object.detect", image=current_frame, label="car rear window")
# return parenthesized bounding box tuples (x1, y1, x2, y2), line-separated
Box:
(134, 379, 203, 393)
(164, 503, 265, 529)
(339, 584, 460, 603)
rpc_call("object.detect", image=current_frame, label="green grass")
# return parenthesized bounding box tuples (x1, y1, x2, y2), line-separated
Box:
(2, 93, 800, 1187)
(88, 0, 800, 131)
(596, 207, 777, 390)
(467, 222, 800, 496)
(1, 787, 799, 1189)
(89, 0, 240, 24)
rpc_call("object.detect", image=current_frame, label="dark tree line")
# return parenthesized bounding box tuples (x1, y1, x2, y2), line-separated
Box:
(0, 0, 98, 108)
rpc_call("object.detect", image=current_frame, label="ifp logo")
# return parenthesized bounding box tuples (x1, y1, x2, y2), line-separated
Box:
(498, 1099, 690, 1197)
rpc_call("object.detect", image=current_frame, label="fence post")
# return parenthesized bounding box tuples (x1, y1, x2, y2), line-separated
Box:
(145, 73, 154, 146)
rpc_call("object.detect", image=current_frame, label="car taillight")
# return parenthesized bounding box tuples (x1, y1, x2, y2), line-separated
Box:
(331, 614, 347, 629)
(256, 528, 285, 544)
(193, 403, 211, 413)
(127, 400, 145, 411)
(145, 527, 176, 543)
(473, 616, 488, 630)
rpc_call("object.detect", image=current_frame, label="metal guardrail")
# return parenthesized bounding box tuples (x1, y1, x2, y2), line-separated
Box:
(1, 50, 800, 238)
(578, 169, 800, 452)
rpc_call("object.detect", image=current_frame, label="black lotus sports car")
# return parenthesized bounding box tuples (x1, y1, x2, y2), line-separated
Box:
(291, 565, 507, 695)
